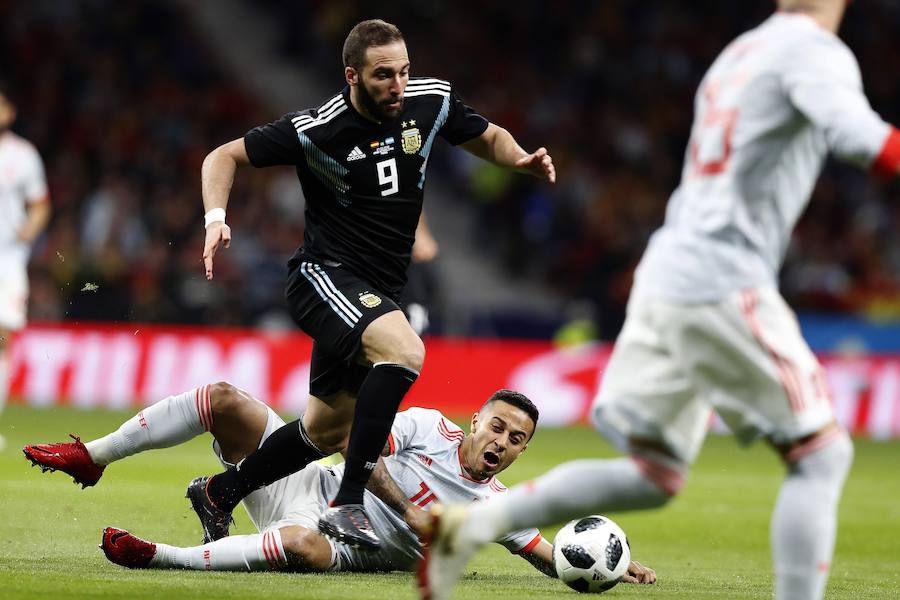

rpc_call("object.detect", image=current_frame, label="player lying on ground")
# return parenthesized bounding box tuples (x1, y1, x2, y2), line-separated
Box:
(23, 383, 654, 580)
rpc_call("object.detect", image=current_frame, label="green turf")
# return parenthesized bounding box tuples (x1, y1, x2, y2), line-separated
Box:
(1, 404, 898, 599)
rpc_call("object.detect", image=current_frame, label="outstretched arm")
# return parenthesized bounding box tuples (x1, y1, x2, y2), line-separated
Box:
(782, 37, 900, 180)
(366, 455, 432, 540)
(518, 539, 657, 584)
(460, 123, 556, 183)
(201, 138, 251, 280)
(518, 539, 558, 578)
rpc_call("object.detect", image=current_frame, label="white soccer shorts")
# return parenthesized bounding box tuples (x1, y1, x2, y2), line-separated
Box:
(0, 262, 28, 331)
(213, 407, 332, 537)
(593, 287, 835, 464)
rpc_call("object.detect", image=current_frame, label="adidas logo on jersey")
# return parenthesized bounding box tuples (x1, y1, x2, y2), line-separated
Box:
(347, 146, 366, 161)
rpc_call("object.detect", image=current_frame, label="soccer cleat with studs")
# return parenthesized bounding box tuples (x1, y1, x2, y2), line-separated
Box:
(22, 434, 105, 488)
(318, 503, 382, 550)
(185, 475, 234, 543)
(100, 527, 157, 568)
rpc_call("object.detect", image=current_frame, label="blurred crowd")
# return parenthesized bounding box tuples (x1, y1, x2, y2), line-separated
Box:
(2, 0, 899, 339)
(1, 0, 300, 327)
(269, 0, 900, 338)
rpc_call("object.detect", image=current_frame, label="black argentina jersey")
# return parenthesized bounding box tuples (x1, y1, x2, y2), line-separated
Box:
(244, 78, 488, 298)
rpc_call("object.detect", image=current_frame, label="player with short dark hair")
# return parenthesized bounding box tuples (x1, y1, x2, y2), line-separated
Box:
(481, 389, 540, 429)
(197, 18, 556, 550)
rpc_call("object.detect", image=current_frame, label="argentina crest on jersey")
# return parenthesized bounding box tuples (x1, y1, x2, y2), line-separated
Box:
(401, 120, 421, 154)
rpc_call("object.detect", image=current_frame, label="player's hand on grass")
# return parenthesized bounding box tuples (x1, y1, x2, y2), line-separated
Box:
(622, 560, 656, 584)
(515, 147, 556, 184)
(203, 221, 231, 280)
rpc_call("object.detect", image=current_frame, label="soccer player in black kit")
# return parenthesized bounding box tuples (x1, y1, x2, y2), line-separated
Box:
(195, 19, 555, 549)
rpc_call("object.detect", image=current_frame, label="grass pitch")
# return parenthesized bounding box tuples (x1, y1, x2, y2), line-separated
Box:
(1, 404, 898, 599)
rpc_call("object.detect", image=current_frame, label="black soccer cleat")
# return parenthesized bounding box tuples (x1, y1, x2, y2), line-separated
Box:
(185, 475, 234, 543)
(318, 503, 381, 551)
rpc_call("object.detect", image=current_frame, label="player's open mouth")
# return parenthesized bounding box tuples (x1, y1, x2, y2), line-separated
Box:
(483, 450, 500, 468)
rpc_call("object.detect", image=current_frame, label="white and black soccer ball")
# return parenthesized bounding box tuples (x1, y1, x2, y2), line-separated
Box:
(553, 515, 631, 593)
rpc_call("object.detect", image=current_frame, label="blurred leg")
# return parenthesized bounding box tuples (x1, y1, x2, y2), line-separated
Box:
(771, 425, 853, 600)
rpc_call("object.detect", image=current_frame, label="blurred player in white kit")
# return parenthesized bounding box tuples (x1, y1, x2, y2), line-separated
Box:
(419, 2, 900, 599)
(0, 82, 51, 450)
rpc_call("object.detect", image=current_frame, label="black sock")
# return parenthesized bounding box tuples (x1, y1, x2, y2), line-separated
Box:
(207, 418, 327, 512)
(332, 363, 418, 506)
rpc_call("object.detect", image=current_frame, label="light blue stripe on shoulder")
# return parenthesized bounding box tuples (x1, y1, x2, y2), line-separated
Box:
(297, 132, 351, 207)
(418, 95, 451, 189)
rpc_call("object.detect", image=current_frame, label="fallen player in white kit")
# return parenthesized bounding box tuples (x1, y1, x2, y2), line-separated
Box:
(417, 2, 900, 599)
(23, 382, 654, 581)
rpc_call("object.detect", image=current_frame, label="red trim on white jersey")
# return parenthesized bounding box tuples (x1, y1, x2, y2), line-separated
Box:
(739, 290, 807, 413)
(871, 127, 900, 179)
(489, 479, 506, 493)
(516, 533, 543, 555)
(438, 417, 464, 442)
(386, 432, 396, 455)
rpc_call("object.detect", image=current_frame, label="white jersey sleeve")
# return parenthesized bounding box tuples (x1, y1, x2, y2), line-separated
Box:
(782, 32, 892, 168)
(21, 142, 49, 202)
(386, 407, 456, 455)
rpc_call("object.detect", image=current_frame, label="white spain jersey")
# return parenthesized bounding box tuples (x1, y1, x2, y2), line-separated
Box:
(0, 131, 48, 266)
(325, 407, 542, 570)
(634, 13, 900, 302)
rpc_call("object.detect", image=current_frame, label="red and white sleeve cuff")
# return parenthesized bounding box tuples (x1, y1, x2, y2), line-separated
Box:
(871, 126, 900, 180)
(516, 533, 543, 555)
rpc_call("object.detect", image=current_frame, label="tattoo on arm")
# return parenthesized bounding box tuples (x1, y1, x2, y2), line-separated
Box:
(520, 550, 558, 578)
(365, 457, 412, 515)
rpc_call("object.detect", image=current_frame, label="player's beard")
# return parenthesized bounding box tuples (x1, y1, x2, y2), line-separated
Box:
(358, 80, 403, 122)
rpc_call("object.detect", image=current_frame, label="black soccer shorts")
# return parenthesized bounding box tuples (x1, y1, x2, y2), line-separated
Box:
(285, 256, 401, 397)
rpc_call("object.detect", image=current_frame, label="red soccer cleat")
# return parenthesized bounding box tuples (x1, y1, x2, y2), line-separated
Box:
(100, 527, 157, 569)
(22, 434, 105, 488)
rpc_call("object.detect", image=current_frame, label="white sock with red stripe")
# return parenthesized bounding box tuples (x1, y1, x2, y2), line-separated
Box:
(772, 431, 853, 600)
(85, 385, 213, 466)
(463, 457, 677, 544)
(150, 529, 286, 571)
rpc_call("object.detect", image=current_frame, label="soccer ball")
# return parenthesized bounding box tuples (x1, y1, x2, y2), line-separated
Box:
(553, 515, 631, 593)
